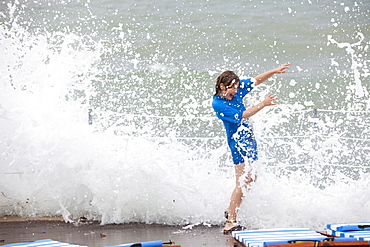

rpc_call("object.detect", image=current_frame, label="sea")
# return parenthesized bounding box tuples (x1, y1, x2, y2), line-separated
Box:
(0, 0, 369, 230)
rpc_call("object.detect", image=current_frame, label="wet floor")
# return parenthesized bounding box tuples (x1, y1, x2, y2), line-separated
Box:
(0, 218, 244, 247)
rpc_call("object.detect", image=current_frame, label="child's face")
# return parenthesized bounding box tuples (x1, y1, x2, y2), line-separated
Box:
(223, 82, 240, 100)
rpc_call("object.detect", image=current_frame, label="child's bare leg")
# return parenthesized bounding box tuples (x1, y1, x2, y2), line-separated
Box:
(224, 162, 255, 231)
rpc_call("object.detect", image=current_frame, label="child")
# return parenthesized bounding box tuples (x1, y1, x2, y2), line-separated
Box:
(212, 62, 290, 234)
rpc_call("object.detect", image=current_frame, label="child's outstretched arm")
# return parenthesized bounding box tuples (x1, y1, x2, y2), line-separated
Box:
(254, 62, 291, 86)
(242, 94, 278, 119)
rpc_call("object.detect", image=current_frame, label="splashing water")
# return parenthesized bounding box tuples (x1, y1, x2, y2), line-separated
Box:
(0, 0, 369, 228)
(328, 32, 367, 98)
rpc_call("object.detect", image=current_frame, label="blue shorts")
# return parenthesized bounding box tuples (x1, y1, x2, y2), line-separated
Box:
(229, 121, 258, 165)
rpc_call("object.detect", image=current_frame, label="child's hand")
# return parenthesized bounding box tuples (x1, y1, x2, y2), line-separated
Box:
(243, 94, 278, 118)
(263, 94, 278, 106)
(274, 62, 291, 74)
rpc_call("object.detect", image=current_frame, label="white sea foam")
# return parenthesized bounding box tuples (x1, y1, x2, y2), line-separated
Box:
(1, 0, 369, 229)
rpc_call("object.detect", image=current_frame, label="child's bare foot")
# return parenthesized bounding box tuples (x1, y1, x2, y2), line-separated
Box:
(223, 220, 246, 234)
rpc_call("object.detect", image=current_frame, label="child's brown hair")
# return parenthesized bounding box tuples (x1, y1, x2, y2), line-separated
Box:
(214, 71, 240, 96)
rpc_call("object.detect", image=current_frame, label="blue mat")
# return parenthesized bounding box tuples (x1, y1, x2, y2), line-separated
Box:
(327, 223, 370, 241)
(1, 239, 87, 247)
(327, 222, 370, 233)
(232, 228, 328, 247)
(232, 228, 358, 247)
(2, 239, 165, 247)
